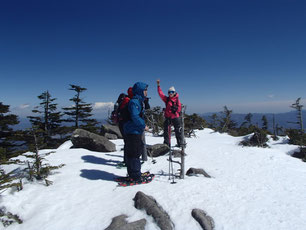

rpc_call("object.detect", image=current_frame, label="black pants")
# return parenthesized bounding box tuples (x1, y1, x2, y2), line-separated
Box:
(118, 121, 127, 164)
(125, 134, 144, 179)
(163, 117, 183, 147)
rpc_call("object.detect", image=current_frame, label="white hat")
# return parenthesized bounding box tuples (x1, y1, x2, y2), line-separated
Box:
(168, 86, 176, 92)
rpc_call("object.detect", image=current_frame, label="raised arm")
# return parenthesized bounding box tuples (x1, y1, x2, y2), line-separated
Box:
(157, 79, 167, 103)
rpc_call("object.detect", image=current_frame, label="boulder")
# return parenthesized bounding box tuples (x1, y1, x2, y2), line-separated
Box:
(134, 191, 174, 230)
(191, 209, 215, 230)
(171, 149, 187, 158)
(104, 133, 118, 140)
(101, 124, 123, 139)
(147, 144, 170, 157)
(105, 214, 146, 230)
(71, 129, 116, 152)
(186, 168, 211, 178)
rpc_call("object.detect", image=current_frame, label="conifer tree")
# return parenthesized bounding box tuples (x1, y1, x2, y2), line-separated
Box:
(62, 84, 99, 133)
(0, 102, 19, 161)
(144, 106, 164, 135)
(240, 113, 253, 128)
(209, 113, 219, 130)
(289, 97, 304, 133)
(27, 91, 62, 147)
(184, 113, 206, 137)
(261, 115, 268, 130)
(219, 106, 236, 133)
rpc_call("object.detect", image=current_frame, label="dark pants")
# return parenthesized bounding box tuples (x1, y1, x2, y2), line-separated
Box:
(164, 117, 183, 147)
(125, 134, 144, 179)
(118, 121, 127, 164)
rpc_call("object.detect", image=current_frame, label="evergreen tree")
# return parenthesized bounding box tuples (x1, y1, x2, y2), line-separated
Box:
(240, 113, 253, 128)
(0, 102, 19, 161)
(261, 115, 268, 130)
(184, 113, 207, 137)
(62, 84, 99, 133)
(289, 97, 304, 133)
(209, 113, 219, 130)
(219, 106, 236, 133)
(144, 106, 164, 136)
(27, 91, 62, 147)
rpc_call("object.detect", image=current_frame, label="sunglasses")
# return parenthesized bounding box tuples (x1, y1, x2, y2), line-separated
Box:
(168, 91, 175, 94)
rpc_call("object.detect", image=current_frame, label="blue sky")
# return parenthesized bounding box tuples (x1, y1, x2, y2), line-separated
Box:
(1, 0, 305, 118)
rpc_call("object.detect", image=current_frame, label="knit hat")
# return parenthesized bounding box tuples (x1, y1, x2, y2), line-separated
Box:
(168, 86, 176, 92)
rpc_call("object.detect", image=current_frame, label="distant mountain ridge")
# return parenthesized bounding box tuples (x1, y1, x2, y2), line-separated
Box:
(15, 111, 305, 132)
(202, 110, 306, 131)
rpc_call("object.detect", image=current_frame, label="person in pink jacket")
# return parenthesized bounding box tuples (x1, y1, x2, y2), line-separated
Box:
(157, 79, 183, 147)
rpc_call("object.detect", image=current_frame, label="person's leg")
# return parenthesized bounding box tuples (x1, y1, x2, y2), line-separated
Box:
(125, 134, 143, 179)
(172, 117, 183, 147)
(119, 121, 127, 164)
(163, 118, 171, 146)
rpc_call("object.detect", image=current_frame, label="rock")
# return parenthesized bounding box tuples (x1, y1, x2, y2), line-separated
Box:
(134, 191, 174, 230)
(171, 149, 186, 158)
(104, 133, 118, 140)
(71, 129, 116, 152)
(186, 168, 211, 178)
(105, 214, 146, 230)
(191, 209, 215, 230)
(240, 130, 269, 148)
(101, 124, 123, 139)
(147, 144, 170, 157)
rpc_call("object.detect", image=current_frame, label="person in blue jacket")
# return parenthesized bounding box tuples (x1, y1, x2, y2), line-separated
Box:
(123, 82, 149, 181)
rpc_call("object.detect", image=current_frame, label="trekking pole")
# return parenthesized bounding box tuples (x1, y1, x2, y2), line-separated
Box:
(167, 120, 176, 184)
(180, 105, 187, 179)
(169, 148, 176, 184)
(168, 121, 171, 181)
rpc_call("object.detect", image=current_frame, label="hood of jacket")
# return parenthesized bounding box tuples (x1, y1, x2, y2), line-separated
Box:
(132, 82, 148, 101)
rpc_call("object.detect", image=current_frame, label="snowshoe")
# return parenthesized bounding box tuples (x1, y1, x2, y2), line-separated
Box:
(114, 171, 151, 182)
(117, 174, 155, 187)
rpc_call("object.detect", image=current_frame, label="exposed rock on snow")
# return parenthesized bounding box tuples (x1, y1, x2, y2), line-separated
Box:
(104, 133, 118, 140)
(171, 149, 186, 158)
(134, 191, 174, 230)
(191, 209, 215, 230)
(101, 124, 123, 139)
(71, 129, 116, 152)
(147, 144, 170, 157)
(186, 168, 211, 178)
(104, 214, 146, 230)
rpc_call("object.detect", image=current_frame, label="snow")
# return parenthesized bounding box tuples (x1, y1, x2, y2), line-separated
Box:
(1, 129, 306, 230)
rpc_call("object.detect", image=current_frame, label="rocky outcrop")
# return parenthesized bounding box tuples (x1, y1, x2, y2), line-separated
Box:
(104, 133, 118, 140)
(101, 124, 123, 139)
(191, 209, 215, 230)
(134, 191, 174, 230)
(147, 144, 170, 157)
(71, 129, 116, 152)
(186, 168, 211, 178)
(105, 215, 146, 230)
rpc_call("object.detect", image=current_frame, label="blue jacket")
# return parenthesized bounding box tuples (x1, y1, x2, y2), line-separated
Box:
(123, 82, 148, 135)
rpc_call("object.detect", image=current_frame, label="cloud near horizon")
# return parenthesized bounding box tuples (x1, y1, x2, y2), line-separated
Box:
(18, 104, 31, 109)
(93, 102, 114, 110)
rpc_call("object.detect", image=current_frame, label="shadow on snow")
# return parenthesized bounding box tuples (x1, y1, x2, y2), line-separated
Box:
(81, 155, 121, 166)
(80, 169, 118, 181)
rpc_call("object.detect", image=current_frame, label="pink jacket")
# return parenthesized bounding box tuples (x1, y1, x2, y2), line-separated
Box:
(158, 86, 181, 119)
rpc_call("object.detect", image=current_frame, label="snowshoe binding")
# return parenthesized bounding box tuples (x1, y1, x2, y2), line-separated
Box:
(117, 173, 155, 187)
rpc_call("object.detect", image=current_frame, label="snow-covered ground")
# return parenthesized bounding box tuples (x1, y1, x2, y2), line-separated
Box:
(1, 129, 306, 230)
